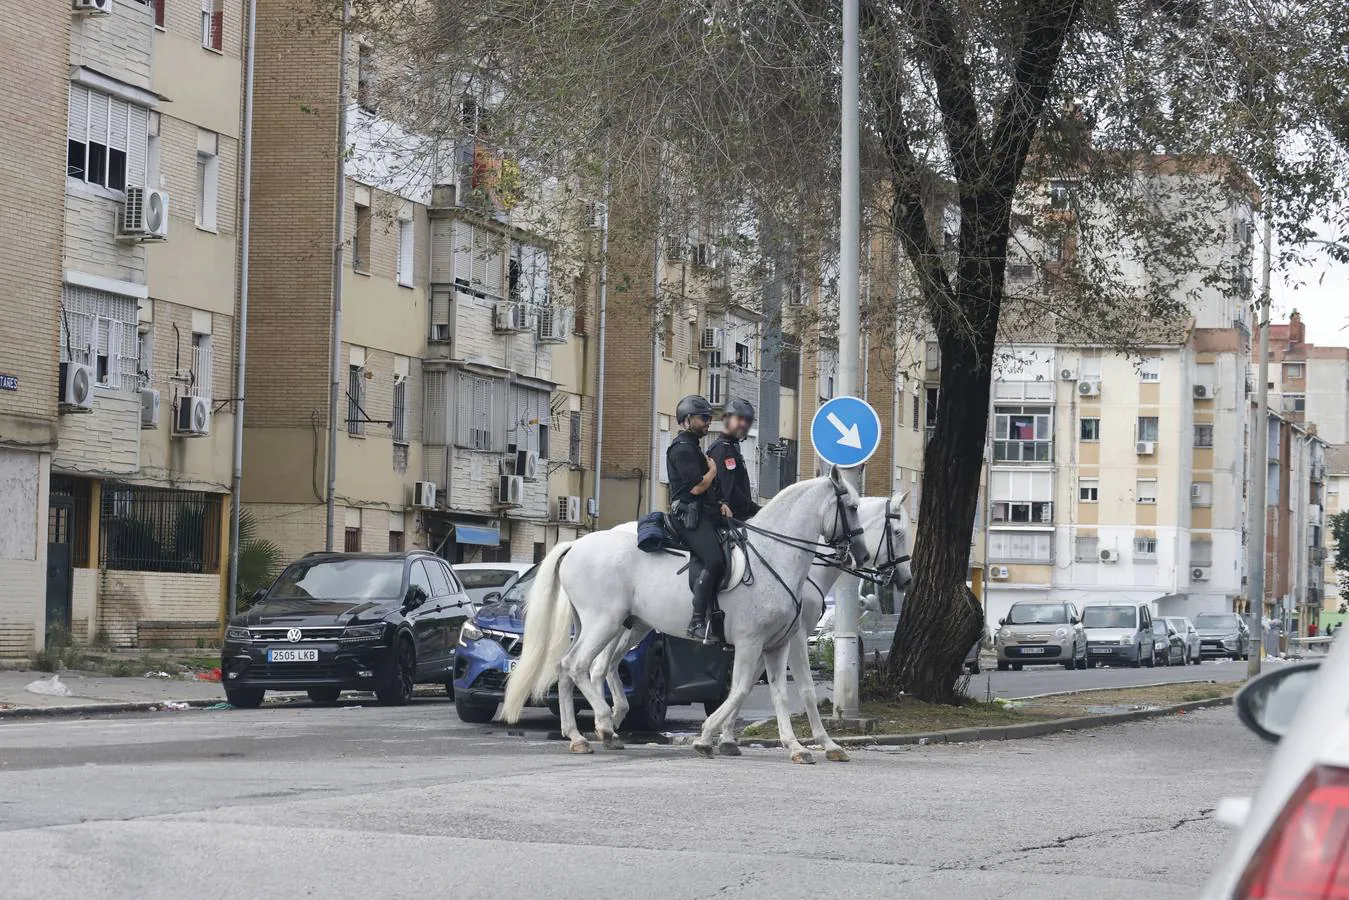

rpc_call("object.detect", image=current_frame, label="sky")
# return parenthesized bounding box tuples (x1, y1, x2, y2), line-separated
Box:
(1269, 224, 1348, 347)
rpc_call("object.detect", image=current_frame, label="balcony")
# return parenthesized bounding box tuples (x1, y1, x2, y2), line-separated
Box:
(994, 439, 1052, 463)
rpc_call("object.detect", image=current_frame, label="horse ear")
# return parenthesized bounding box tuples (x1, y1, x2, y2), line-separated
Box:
(829, 464, 842, 484)
(894, 490, 909, 506)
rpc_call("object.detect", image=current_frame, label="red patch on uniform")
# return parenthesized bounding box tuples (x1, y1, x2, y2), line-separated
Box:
(725, 458, 737, 470)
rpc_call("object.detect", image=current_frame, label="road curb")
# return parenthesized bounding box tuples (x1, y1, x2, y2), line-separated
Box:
(0, 697, 226, 720)
(729, 696, 1234, 749)
(1000, 678, 1224, 703)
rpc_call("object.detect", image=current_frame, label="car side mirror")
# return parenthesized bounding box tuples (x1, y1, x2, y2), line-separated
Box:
(1070, 616, 1080, 625)
(997, 617, 1006, 626)
(861, 593, 880, 614)
(481, 591, 502, 604)
(1235, 661, 1320, 743)
(250, 588, 266, 603)
(404, 585, 428, 611)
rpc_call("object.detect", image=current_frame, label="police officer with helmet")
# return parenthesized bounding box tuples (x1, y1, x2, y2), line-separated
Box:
(707, 397, 760, 522)
(666, 394, 732, 642)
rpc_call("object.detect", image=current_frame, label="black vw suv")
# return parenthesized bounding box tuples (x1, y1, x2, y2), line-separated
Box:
(221, 550, 473, 708)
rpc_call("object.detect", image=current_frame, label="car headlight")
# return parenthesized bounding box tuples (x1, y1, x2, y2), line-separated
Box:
(460, 621, 484, 643)
(1054, 627, 1069, 639)
(226, 626, 251, 642)
(341, 624, 386, 640)
(997, 629, 1013, 642)
(1120, 636, 1132, 646)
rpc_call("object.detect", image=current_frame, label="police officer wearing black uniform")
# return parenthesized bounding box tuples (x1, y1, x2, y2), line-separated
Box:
(666, 395, 731, 642)
(707, 397, 761, 522)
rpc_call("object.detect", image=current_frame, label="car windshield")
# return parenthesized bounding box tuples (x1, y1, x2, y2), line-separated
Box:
(1082, 606, 1137, 629)
(1153, 621, 1167, 635)
(457, 568, 520, 589)
(1196, 613, 1239, 629)
(269, 558, 404, 602)
(500, 566, 537, 603)
(1165, 618, 1186, 631)
(1007, 603, 1068, 625)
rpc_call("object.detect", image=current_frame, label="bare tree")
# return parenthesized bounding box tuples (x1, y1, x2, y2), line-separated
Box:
(335, 0, 1349, 702)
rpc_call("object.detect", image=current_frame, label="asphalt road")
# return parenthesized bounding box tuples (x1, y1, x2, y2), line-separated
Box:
(967, 657, 1249, 701)
(0, 699, 1266, 899)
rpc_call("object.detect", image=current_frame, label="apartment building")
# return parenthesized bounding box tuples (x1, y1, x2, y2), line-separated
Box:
(245, 9, 577, 565)
(0, 1, 244, 655)
(1266, 311, 1349, 445)
(1326, 444, 1348, 613)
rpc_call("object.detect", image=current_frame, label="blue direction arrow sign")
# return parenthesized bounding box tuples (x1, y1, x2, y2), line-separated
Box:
(810, 395, 882, 469)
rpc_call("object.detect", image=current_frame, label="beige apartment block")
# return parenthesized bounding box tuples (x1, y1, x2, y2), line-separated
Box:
(1326, 445, 1348, 614)
(0, 0, 243, 654)
(1266, 312, 1349, 445)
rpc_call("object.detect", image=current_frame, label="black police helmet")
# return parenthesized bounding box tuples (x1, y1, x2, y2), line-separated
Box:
(676, 394, 714, 425)
(724, 397, 755, 424)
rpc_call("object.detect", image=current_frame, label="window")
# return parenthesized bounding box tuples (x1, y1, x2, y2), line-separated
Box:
(1136, 478, 1157, 504)
(1133, 536, 1157, 558)
(925, 388, 940, 429)
(425, 561, 451, 597)
(1194, 424, 1214, 448)
(991, 470, 1053, 523)
(1048, 180, 1073, 209)
(569, 410, 582, 467)
(408, 562, 434, 595)
(993, 406, 1053, 462)
(1079, 417, 1100, 441)
(735, 342, 752, 371)
(357, 44, 377, 112)
(1191, 481, 1213, 507)
(396, 218, 414, 286)
(1191, 539, 1213, 567)
(457, 375, 500, 450)
(1079, 478, 1099, 502)
(663, 314, 675, 359)
(201, 0, 223, 51)
(658, 423, 670, 484)
(992, 500, 1054, 523)
(1075, 535, 1099, 563)
(387, 531, 404, 552)
(988, 531, 1053, 563)
(1284, 363, 1304, 380)
(191, 332, 212, 398)
(59, 286, 139, 392)
(136, 327, 153, 384)
(687, 322, 700, 366)
(392, 376, 407, 444)
(1139, 356, 1161, 382)
(67, 86, 148, 192)
(449, 220, 505, 297)
(99, 485, 222, 573)
(429, 289, 451, 342)
(707, 350, 724, 405)
(912, 390, 920, 431)
(154, 0, 165, 28)
(196, 130, 219, 230)
(1284, 393, 1306, 413)
(353, 202, 371, 273)
(347, 354, 366, 436)
(779, 347, 799, 386)
(1137, 416, 1159, 442)
(344, 527, 362, 552)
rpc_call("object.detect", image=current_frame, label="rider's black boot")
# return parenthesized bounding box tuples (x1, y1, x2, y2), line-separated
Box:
(686, 612, 709, 642)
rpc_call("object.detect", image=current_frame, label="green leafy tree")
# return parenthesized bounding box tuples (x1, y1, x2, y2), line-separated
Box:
(1330, 511, 1349, 605)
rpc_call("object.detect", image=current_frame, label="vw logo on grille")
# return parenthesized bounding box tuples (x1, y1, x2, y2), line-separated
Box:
(286, 628, 303, 643)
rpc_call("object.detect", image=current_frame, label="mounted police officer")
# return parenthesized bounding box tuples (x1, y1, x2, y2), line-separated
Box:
(707, 397, 760, 522)
(666, 394, 732, 642)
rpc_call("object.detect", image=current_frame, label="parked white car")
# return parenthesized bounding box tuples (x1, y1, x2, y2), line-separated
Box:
(1201, 640, 1342, 897)
(1163, 616, 1202, 665)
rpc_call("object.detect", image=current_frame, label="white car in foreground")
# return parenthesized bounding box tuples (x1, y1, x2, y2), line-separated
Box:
(1203, 635, 1344, 897)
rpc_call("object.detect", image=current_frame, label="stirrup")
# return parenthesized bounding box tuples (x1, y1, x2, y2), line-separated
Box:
(687, 617, 711, 644)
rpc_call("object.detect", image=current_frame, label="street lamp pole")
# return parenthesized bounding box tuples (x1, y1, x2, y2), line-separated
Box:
(324, 0, 351, 551)
(832, 0, 862, 720)
(1248, 214, 1273, 678)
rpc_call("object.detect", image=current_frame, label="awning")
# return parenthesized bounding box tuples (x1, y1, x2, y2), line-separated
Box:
(454, 523, 501, 546)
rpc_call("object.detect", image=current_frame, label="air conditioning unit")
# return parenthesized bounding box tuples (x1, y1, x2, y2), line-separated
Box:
(583, 200, 607, 229)
(497, 474, 524, 506)
(72, 0, 111, 14)
(412, 481, 437, 508)
(1193, 384, 1210, 399)
(665, 236, 687, 262)
(118, 188, 169, 242)
(1135, 440, 1156, 455)
(1100, 548, 1118, 563)
(515, 449, 539, 481)
(1190, 483, 1202, 501)
(1077, 380, 1100, 397)
(535, 306, 567, 344)
(1059, 367, 1078, 381)
(174, 396, 211, 436)
(140, 388, 160, 428)
(1191, 567, 1209, 582)
(58, 362, 95, 411)
(493, 301, 531, 333)
(558, 495, 582, 524)
(989, 565, 1010, 580)
(700, 327, 721, 352)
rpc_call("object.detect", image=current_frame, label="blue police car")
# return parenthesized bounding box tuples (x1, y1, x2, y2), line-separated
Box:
(452, 564, 733, 730)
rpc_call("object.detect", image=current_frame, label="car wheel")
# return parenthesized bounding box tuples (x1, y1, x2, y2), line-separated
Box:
(454, 694, 497, 724)
(627, 649, 670, 731)
(307, 687, 341, 705)
(996, 660, 1009, 672)
(1076, 650, 1088, 670)
(1130, 649, 1142, 668)
(225, 687, 264, 709)
(376, 638, 416, 706)
(444, 680, 455, 699)
(1191, 651, 1201, 665)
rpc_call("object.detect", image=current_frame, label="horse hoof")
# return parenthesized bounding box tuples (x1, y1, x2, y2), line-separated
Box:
(825, 747, 851, 763)
(569, 740, 593, 754)
(790, 750, 816, 765)
(602, 734, 626, 750)
(693, 743, 715, 759)
(718, 742, 742, 757)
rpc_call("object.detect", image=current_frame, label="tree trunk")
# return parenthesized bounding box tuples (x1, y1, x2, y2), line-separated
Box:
(882, 285, 1000, 703)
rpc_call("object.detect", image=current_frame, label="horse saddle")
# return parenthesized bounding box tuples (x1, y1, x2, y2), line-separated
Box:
(623, 514, 748, 592)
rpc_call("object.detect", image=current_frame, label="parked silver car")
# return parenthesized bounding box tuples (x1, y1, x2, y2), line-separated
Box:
(1082, 602, 1156, 668)
(1195, 612, 1251, 661)
(1162, 616, 1202, 664)
(995, 601, 1087, 671)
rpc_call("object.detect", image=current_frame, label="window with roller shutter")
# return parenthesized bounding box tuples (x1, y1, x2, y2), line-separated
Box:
(429, 289, 452, 342)
(67, 86, 149, 193)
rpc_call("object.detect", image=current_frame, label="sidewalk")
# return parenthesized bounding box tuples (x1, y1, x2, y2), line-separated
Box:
(0, 670, 225, 715)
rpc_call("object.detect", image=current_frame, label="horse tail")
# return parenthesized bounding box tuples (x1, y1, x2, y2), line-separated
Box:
(501, 540, 575, 723)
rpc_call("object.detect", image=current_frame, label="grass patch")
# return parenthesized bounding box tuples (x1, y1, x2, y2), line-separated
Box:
(742, 681, 1237, 740)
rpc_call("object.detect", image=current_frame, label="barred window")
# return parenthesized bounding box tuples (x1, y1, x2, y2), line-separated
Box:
(456, 374, 500, 450)
(347, 364, 366, 436)
(569, 411, 582, 467)
(60, 285, 139, 392)
(392, 377, 407, 444)
(100, 485, 222, 574)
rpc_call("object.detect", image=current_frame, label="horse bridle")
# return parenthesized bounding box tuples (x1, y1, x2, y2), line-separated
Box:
(869, 496, 912, 583)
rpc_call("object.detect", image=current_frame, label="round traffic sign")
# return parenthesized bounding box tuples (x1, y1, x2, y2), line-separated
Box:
(810, 396, 882, 468)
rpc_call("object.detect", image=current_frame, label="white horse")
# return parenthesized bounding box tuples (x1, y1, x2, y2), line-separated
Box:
(596, 493, 913, 761)
(502, 469, 870, 762)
